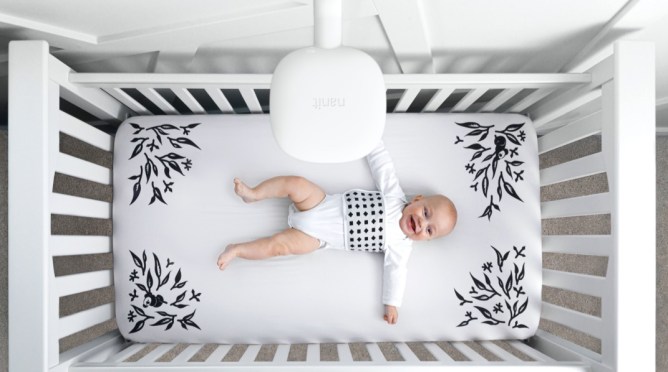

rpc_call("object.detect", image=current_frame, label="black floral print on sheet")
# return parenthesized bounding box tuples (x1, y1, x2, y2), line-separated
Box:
(454, 245, 529, 329)
(127, 122, 202, 205)
(454, 122, 526, 220)
(127, 250, 202, 333)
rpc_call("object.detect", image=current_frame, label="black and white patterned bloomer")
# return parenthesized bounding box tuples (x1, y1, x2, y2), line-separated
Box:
(343, 190, 386, 252)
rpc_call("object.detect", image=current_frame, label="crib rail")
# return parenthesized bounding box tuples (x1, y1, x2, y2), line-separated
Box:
(8, 40, 655, 372)
(67, 71, 590, 118)
(68, 341, 591, 371)
(9, 41, 122, 372)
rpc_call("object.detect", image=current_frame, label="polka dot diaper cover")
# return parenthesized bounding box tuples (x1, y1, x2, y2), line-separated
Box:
(343, 190, 386, 252)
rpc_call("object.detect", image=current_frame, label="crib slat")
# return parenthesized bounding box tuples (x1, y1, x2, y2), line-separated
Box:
(56, 269, 113, 297)
(480, 88, 522, 112)
(57, 331, 125, 367)
(306, 344, 320, 363)
(530, 331, 607, 371)
(59, 303, 114, 338)
(173, 88, 205, 114)
(366, 343, 386, 362)
(137, 88, 179, 114)
(479, 341, 523, 362)
(59, 112, 114, 152)
(543, 269, 606, 297)
(534, 53, 615, 119)
(51, 235, 111, 256)
(394, 343, 419, 362)
(538, 111, 601, 154)
(336, 344, 353, 363)
(533, 89, 601, 130)
(136, 344, 176, 364)
(423, 342, 454, 362)
(394, 88, 420, 113)
(205, 88, 234, 113)
(56, 152, 112, 185)
(542, 235, 612, 256)
(451, 342, 486, 361)
(532, 54, 612, 127)
(541, 192, 610, 219)
(540, 152, 605, 186)
(105, 343, 146, 363)
(204, 344, 232, 363)
(507, 340, 555, 362)
(452, 88, 486, 112)
(508, 87, 556, 113)
(240, 88, 263, 113)
(423, 87, 455, 112)
(274, 344, 291, 362)
(171, 344, 204, 363)
(542, 302, 603, 338)
(239, 344, 262, 363)
(51, 193, 111, 219)
(59, 81, 130, 122)
(51, 55, 130, 121)
(103, 88, 152, 116)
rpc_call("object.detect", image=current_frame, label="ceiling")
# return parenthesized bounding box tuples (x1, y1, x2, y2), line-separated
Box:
(0, 0, 667, 125)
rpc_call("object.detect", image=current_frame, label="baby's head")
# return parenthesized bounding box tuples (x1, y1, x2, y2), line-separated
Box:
(399, 194, 457, 241)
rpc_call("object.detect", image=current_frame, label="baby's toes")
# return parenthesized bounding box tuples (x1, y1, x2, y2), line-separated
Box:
(217, 245, 237, 270)
(233, 180, 256, 203)
(233, 178, 242, 192)
(218, 259, 229, 271)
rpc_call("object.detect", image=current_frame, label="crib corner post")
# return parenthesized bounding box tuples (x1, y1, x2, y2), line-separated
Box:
(602, 40, 656, 371)
(8, 40, 60, 371)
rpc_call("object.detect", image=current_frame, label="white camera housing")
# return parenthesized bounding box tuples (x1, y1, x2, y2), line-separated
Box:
(269, 0, 386, 163)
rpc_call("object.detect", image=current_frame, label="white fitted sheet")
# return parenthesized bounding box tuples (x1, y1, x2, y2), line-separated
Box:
(113, 113, 542, 343)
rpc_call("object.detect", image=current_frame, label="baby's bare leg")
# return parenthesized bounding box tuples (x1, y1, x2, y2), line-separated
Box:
(218, 228, 320, 270)
(234, 176, 325, 211)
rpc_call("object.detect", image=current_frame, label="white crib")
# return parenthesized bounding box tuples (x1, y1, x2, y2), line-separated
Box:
(8, 40, 656, 371)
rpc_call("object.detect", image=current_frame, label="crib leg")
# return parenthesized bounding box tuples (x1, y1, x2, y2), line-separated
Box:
(8, 40, 61, 371)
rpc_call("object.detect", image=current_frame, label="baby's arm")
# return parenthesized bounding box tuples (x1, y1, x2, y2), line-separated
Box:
(382, 243, 412, 324)
(366, 142, 403, 198)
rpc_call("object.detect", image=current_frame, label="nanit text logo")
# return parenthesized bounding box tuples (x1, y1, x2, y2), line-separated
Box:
(313, 97, 346, 110)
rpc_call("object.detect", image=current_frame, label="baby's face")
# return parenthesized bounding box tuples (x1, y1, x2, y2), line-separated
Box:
(399, 195, 456, 241)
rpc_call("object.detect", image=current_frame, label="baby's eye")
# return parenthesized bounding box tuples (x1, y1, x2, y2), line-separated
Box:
(427, 227, 433, 236)
(423, 207, 429, 217)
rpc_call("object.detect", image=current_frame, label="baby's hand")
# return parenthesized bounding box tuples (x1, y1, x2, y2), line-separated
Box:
(384, 305, 398, 325)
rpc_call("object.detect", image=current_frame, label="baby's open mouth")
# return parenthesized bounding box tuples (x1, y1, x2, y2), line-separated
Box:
(409, 216, 416, 234)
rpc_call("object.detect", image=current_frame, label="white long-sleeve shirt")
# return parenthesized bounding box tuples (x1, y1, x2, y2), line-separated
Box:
(365, 142, 413, 307)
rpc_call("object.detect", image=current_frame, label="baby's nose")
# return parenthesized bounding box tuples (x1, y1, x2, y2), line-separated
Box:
(416, 217, 423, 232)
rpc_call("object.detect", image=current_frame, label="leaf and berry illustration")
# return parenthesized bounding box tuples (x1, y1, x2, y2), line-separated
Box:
(126, 122, 202, 205)
(454, 245, 529, 329)
(454, 121, 527, 220)
(127, 250, 202, 334)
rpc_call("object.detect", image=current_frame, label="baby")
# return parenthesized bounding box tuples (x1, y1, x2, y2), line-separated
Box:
(217, 142, 457, 324)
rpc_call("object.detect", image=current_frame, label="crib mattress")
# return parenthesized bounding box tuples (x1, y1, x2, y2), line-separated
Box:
(113, 113, 542, 343)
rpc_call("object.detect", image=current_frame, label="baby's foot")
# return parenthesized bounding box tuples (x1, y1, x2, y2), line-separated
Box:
(217, 244, 238, 271)
(234, 178, 258, 203)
